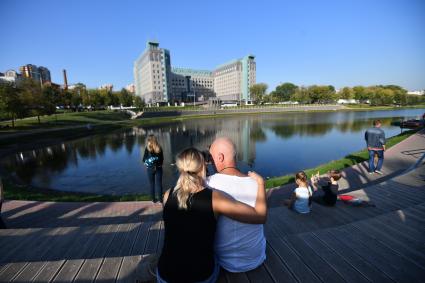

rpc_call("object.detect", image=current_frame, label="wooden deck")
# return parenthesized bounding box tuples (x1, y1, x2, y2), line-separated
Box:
(1, 165, 424, 282)
(1, 130, 424, 282)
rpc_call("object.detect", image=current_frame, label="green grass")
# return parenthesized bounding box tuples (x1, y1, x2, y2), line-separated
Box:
(3, 178, 151, 202)
(0, 110, 131, 131)
(344, 104, 425, 111)
(265, 129, 419, 188)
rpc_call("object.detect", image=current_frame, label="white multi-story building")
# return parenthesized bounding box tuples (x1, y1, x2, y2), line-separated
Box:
(134, 41, 256, 104)
(407, 90, 425, 96)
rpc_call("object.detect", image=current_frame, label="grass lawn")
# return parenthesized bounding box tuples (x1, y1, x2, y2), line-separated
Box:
(344, 104, 425, 111)
(265, 129, 419, 188)
(0, 110, 131, 131)
(3, 178, 151, 202)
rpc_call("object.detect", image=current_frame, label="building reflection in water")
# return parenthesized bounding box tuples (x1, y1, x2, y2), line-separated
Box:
(0, 110, 420, 195)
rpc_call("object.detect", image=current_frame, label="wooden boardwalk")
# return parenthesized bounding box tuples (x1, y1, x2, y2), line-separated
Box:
(1, 130, 424, 282)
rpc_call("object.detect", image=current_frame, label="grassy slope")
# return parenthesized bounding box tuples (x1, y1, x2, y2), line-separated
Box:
(0, 110, 131, 131)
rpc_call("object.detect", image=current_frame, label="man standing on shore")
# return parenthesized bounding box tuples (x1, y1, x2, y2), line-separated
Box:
(365, 120, 386, 175)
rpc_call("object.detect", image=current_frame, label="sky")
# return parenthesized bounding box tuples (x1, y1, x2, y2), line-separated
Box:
(1, 0, 424, 91)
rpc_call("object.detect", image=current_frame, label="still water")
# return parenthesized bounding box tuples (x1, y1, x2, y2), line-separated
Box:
(2, 109, 424, 195)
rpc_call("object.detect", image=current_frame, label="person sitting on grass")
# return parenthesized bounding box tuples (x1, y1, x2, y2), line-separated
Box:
(310, 170, 341, 206)
(283, 171, 313, 214)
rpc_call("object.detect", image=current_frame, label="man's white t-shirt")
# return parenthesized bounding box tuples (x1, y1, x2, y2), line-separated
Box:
(206, 173, 266, 272)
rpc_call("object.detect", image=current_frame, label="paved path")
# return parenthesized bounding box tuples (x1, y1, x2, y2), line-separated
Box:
(0, 130, 424, 282)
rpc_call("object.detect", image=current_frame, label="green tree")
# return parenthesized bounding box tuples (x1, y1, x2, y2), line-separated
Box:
(41, 85, 59, 115)
(274, 82, 298, 101)
(119, 88, 134, 107)
(0, 82, 24, 127)
(292, 87, 311, 103)
(249, 83, 268, 103)
(134, 96, 145, 109)
(353, 86, 368, 102)
(339, 87, 354, 100)
(19, 78, 44, 123)
(308, 85, 335, 103)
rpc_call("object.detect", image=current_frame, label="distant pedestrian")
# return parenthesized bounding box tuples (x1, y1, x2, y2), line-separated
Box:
(365, 120, 386, 175)
(143, 135, 164, 203)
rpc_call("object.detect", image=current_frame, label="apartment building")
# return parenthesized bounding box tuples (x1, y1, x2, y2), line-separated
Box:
(134, 41, 256, 104)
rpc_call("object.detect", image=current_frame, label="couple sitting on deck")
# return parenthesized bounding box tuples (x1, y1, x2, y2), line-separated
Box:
(157, 137, 267, 283)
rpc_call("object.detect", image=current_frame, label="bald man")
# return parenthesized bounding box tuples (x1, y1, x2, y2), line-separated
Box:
(206, 137, 266, 272)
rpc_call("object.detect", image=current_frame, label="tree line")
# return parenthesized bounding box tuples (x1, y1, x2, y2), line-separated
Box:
(250, 82, 424, 105)
(0, 79, 144, 126)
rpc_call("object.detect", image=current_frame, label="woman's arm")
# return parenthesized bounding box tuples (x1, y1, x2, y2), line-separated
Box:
(212, 171, 267, 224)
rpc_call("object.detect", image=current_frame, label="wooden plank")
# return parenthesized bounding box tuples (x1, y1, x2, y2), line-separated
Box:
(368, 185, 419, 207)
(365, 184, 418, 208)
(72, 224, 121, 282)
(224, 271, 250, 283)
(266, 236, 320, 282)
(265, 217, 321, 282)
(245, 264, 274, 283)
(156, 220, 164, 253)
(309, 203, 348, 227)
(299, 233, 369, 283)
(406, 206, 425, 220)
(313, 229, 393, 283)
(332, 225, 425, 283)
(267, 208, 308, 235)
(263, 244, 297, 283)
(0, 227, 71, 279)
(0, 228, 42, 264)
(114, 221, 155, 283)
(352, 220, 425, 268)
(32, 225, 97, 282)
(95, 223, 134, 282)
(10, 227, 74, 282)
(283, 235, 346, 283)
(360, 188, 404, 211)
(382, 182, 424, 202)
(144, 221, 161, 255)
(367, 215, 425, 252)
(52, 224, 113, 282)
(113, 222, 144, 283)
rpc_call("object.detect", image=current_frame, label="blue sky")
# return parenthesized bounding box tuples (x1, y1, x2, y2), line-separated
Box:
(1, 0, 424, 91)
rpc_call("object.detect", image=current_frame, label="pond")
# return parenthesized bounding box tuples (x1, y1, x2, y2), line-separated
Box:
(1, 108, 424, 196)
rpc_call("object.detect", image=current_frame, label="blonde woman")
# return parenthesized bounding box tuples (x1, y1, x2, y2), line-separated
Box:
(157, 148, 267, 283)
(142, 135, 164, 203)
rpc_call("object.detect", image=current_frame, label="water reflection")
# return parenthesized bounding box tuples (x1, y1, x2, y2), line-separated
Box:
(1, 109, 423, 195)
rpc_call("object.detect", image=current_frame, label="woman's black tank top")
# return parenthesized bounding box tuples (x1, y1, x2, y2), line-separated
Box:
(158, 187, 217, 283)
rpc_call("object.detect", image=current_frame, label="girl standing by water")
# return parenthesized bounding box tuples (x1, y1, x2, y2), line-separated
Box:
(143, 135, 164, 203)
